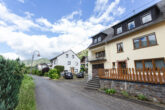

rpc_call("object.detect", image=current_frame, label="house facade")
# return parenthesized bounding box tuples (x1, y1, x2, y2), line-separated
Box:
(88, 1, 165, 78)
(50, 50, 80, 74)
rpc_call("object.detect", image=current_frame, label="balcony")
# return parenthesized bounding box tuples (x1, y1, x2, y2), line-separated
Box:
(88, 56, 106, 62)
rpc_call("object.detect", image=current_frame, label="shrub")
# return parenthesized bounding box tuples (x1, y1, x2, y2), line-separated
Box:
(0, 56, 24, 110)
(48, 69, 60, 79)
(137, 94, 147, 101)
(44, 72, 49, 77)
(121, 91, 129, 97)
(105, 88, 116, 95)
(54, 65, 64, 75)
(31, 69, 42, 76)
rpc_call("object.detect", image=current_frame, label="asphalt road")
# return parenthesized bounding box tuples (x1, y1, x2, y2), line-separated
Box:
(32, 75, 156, 110)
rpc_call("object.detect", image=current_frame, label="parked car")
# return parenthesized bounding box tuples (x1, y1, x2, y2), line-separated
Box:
(76, 72, 84, 78)
(64, 72, 73, 79)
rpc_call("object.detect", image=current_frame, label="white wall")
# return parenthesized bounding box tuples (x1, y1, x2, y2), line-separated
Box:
(52, 50, 80, 73)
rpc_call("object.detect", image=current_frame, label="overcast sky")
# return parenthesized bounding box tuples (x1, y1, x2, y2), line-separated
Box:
(0, 0, 160, 60)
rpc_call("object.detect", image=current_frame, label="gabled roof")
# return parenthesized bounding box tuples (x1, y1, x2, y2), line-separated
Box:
(50, 50, 80, 61)
(88, 1, 165, 49)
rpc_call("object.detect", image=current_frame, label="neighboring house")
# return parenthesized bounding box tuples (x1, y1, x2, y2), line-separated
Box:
(88, 1, 165, 78)
(37, 63, 49, 71)
(50, 50, 80, 74)
(81, 56, 88, 68)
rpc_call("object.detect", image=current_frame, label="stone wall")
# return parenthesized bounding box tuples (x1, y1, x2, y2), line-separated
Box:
(100, 79, 165, 103)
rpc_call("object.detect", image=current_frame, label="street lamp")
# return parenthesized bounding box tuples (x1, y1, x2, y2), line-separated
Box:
(30, 50, 40, 74)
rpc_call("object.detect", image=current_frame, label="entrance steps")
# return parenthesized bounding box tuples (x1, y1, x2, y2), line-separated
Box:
(85, 76, 100, 90)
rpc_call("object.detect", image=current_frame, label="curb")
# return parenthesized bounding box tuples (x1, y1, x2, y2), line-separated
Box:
(98, 90, 165, 110)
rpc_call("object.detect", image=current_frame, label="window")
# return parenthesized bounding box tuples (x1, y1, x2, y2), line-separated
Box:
(74, 69, 78, 73)
(72, 55, 74, 59)
(142, 13, 152, 24)
(148, 34, 157, 45)
(75, 62, 78, 66)
(134, 39, 140, 49)
(128, 21, 135, 30)
(68, 61, 71, 65)
(98, 36, 102, 42)
(117, 42, 123, 53)
(95, 51, 105, 58)
(66, 54, 69, 58)
(112, 62, 115, 68)
(117, 27, 122, 34)
(140, 36, 148, 47)
(135, 61, 143, 69)
(135, 58, 165, 70)
(94, 38, 97, 43)
(133, 33, 157, 49)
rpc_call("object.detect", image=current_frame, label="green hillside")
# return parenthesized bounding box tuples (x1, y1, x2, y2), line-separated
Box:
(22, 58, 50, 67)
(77, 49, 88, 60)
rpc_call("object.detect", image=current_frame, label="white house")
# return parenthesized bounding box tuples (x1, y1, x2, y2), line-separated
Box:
(50, 50, 80, 74)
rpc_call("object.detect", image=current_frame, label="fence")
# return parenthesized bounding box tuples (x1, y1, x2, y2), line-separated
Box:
(98, 68, 165, 84)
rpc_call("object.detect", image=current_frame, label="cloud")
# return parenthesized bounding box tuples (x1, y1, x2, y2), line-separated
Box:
(17, 0, 24, 3)
(0, 3, 39, 31)
(90, 0, 121, 24)
(24, 11, 34, 19)
(64, 10, 82, 20)
(1, 52, 25, 60)
(0, 0, 125, 60)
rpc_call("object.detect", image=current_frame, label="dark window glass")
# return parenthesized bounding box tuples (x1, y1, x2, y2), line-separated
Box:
(140, 36, 147, 47)
(128, 21, 135, 30)
(135, 61, 143, 69)
(117, 43, 123, 52)
(155, 59, 165, 70)
(134, 39, 140, 49)
(148, 34, 157, 46)
(68, 61, 71, 65)
(66, 54, 68, 58)
(98, 36, 101, 42)
(94, 38, 97, 43)
(144, 60, 153, 69)
(117, 27, 122, 34)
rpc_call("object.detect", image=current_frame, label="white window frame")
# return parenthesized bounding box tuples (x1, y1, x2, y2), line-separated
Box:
(117, 27, 122, 34)
(128, 21, 135, 30)
(142, 12, 152, 24)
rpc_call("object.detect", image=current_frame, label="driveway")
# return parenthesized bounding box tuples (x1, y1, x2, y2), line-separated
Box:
(32, 75, 156, 110)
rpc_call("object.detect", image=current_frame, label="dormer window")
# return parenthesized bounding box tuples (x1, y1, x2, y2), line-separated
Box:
(94, 38, 97, 43)
(98, 36, 101, 42)
(142, 13, 152, 24)
(128, 21, 135, 30)
(117, 27, 122, 34)
(93, 36, 103, 44)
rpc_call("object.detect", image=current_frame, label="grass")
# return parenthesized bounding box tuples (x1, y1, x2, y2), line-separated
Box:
(121, 91, 129, 97)
(15, 74, 36, 110)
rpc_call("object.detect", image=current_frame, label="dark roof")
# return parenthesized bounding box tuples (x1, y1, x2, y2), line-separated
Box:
(88, 1, 165, 49)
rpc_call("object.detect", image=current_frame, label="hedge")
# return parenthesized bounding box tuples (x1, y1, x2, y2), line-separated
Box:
(54, 65, 64, 75)
(0, 56, 24, 110)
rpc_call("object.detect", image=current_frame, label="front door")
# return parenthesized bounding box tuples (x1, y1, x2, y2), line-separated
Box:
(71, 67, 74, 74)
(118, 61, 127, 74)
(92, 64, 104, 77)
(118, 61, 126, 69)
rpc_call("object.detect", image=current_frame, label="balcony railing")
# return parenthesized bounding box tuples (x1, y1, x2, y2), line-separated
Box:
(88, 56, 106, 62)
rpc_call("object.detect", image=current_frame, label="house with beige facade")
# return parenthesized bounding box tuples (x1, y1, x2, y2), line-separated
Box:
(88, 0, 165, 79)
